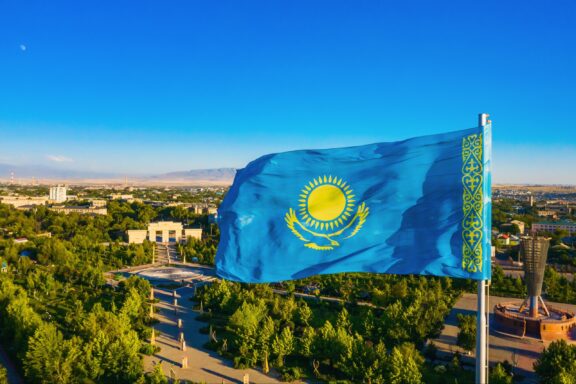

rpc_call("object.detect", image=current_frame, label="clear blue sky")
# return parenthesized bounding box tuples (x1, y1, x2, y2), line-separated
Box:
(1, 1, 574, 183)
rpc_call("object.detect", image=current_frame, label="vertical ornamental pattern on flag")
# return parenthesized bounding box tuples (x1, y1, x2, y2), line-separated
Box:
(462, 133, 484, 273)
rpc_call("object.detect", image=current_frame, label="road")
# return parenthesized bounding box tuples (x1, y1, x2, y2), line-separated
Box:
(0, 344, 23, 384)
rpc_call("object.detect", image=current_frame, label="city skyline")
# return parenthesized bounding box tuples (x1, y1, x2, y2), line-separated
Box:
(1, 1, 575, 184)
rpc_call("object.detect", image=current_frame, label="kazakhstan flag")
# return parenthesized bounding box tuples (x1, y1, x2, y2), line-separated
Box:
(216, 125, 491, 283)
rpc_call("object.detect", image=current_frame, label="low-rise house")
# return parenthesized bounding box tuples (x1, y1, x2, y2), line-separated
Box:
(533, 220, 576, 235)
(49, 206, 108, 215)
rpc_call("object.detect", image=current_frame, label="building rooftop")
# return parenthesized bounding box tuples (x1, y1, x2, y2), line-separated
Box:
(535, 220, 576, 225)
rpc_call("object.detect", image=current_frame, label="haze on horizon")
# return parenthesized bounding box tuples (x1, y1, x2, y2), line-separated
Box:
(1, 1, 575, 185)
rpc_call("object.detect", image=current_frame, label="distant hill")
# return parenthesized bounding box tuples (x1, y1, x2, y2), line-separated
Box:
(0, 163, 117, 179)
(0, 163, 236, 184)
(149, 168, 236, 182)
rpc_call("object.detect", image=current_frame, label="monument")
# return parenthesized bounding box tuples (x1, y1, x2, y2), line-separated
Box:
(494, 236, 576, 340)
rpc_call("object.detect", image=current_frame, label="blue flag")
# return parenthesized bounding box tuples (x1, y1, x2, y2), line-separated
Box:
(216, 125, 491, 283)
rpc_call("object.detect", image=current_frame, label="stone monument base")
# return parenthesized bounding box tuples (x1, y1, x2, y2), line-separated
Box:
(494, 302, 576, 341)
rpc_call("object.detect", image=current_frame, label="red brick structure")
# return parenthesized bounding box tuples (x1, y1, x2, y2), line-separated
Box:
(494, 302, 576, 341)
(493, 236, 576, 341)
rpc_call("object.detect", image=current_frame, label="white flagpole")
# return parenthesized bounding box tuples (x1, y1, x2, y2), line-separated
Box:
(476, 280, 487, 384)
(476, 113, 489, 384)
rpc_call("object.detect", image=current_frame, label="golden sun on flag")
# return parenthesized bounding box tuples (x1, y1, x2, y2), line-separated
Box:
(298, 175, 356, 231)
(285, 175, 369, 251)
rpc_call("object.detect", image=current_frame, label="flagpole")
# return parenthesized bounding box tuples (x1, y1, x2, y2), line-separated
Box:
(476, 113, 489, 384)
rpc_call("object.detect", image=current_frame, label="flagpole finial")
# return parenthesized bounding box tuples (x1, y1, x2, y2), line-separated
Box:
(478, 113, 490, 127)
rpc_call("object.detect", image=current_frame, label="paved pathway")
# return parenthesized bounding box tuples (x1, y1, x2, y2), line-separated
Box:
(144, 287, 282, 384)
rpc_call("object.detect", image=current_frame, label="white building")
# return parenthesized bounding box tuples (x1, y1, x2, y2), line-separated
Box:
(0, 196, 49, 208)
(127, 221, 202, 244)
(532, 221, 576, 235)
(49, 206, 108, 216)
(49, 185, 67, 203)
(109, 193, 135, 202)
(88, 199, 107, 208)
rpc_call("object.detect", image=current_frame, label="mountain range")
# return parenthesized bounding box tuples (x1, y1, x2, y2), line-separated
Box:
(0, 164, 236, 184)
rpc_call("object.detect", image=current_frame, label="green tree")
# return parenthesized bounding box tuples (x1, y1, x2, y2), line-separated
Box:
(24, 323, 82, 384)
(391, 279, 408, 299)
(299, 326, 315, 358)
(5, 293, 43, 356)
(279, 296, 297, 324)
(203, 279, 233, 312)
(336, 307, 352, 332)
(456, 313, 476, 353)
(79, 305, 143, 383)
(312, 320, 338, 366)
(257, 316, 276, 372)
(229, 300, 268, 336)
(345, 338, 386, 383)
(146, 362, 168, 384)
(501, 223, 521, 235)
(384, 344, 423, 384)
(0, 364, 7, 384)
(296, 301, 312, 326)
(272, 327, 294, 367)
(534, 340, 576, 383)
(490, 363, 513, 384)
(229, 300, 268, 368)
(362, 309, 376, 339)
(334, 325, 355, 368)
(120, 286, 149, 333)
(552, 229, 570, 246)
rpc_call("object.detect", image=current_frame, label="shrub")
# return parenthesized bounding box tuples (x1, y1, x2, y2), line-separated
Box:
(280, 366, 303, 381)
